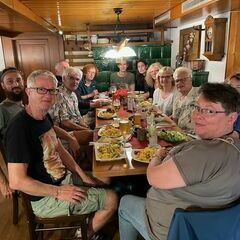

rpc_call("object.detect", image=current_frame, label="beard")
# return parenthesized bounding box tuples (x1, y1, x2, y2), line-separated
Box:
(4, 88, 24, 102)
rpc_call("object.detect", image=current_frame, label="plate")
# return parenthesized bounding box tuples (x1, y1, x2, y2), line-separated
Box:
(158, 130, 187, 143)
(132, 147, 158, 163)
(94, 142, 126, 161)
(98, 125, 122, 138)
(156, 122, 175, 128)
(97, 109, 116, 119)
(139, 101, 152, 108)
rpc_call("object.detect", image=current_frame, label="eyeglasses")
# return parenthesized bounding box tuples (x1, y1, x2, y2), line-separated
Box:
(29, 87, 59, 95)
(192, 104, 226, 116)
(175, 77, 190, 83)
(159, 75, 172, 79)
(68, 76, 80, 81)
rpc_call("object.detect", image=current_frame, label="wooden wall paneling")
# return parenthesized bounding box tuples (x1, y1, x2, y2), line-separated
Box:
(15, 39, 51, 78)
(1, 36, 16, 67)
(225, 11, 240, 78)
(1, 33, 64, 78)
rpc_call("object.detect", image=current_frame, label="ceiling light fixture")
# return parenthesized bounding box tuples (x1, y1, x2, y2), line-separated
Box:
(104, 8, 136, 59)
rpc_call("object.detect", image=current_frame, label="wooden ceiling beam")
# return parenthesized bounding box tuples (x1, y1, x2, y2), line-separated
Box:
(0, 0, 57, 33)
(68, 28, 165, 35)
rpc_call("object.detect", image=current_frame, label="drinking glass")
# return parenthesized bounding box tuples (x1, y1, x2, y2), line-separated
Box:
(112, 98, 121, 117)
(109, 85, 117, 98)
(119, 119, 130, 147)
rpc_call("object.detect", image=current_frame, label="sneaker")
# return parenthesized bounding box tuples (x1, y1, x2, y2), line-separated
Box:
(74, 228, 82, 239)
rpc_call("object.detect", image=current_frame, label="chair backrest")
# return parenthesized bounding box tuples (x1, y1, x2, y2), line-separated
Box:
(167, 203, 240, 240)
(21, 191, 89, 240)
(0, 141, 19, 225)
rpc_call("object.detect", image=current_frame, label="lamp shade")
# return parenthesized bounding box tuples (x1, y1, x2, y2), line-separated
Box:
(104, 47, 136, 59)
(104, 49, 120, 58)
(119, 47, 136, 57)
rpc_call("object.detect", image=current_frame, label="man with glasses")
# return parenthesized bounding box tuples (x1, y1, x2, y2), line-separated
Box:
(118, 83, 240, 240)
(5, 70, 118, 238)
(172, 67, 199, 131)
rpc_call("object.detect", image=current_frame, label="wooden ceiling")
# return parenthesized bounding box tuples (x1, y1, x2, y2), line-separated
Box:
(0, 0, 239, 36)
(0, 0, 184, 34)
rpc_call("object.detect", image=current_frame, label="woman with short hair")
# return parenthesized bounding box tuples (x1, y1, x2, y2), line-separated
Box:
(153, 66, 178, 116)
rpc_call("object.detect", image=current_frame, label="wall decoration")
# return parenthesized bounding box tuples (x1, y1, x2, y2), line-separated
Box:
(179, 25, 201, 61)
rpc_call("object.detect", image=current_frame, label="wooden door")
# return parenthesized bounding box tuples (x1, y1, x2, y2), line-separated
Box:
(15, 39, 51, 78)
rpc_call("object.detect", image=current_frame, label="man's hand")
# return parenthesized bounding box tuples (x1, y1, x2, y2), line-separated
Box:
(68, 135, 80, 158)
(81, 175, 97, 187)
(57, 184, 87, 203)
(0, 181, 14, 199)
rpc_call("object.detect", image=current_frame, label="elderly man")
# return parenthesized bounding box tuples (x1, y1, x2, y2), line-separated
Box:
(172, 67, 199, 131)
(54, 60, 70, 86)
(50, 66, 94, 169)
(118, 83, 240, 240)
(5, 70, 118, 238)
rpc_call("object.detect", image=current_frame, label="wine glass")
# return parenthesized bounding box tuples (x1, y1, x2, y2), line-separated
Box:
(109, 85, 117, 98)
(112, 98, 121, 117)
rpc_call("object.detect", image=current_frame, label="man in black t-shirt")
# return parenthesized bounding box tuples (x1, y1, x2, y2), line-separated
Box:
(5, 70, 117, 238)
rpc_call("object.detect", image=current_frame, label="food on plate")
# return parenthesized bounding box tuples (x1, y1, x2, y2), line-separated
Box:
(97, 108, 115, 119)
(139, 100, 152, 108)
(98, 125, 122, 138)
(96, 143, 123, 160)
(133, 147, 157, 163)
(158, 130, 187, 143)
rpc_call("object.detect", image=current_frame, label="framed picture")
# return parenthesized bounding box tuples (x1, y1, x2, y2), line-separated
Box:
(179, 25, 201, 61)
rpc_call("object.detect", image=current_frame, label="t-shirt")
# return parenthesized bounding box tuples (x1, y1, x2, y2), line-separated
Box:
(75, 78, 97, 115)
(4, 110, 66, 201)
(153, 89, 179, 116)
(172, 87, 199, 130)
(0, 100, 23, 140)
(144, 82, 155, 98)
(145, 138, 240, 240)
(135, 73, 146, 92)
(110, 72, 135, 89)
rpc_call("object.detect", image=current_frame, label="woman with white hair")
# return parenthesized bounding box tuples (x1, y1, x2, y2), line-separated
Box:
(153, 66, 178, 116)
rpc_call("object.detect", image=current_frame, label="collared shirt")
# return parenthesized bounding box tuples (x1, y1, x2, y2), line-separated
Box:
(49, 85, 82, 125)
(172, 87, 199, 130)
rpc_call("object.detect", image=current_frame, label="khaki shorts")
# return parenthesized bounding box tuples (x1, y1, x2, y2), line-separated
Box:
(31, 172, 106, 218)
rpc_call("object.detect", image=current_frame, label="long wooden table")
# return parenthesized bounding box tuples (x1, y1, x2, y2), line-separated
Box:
(92, 107, 180, 178)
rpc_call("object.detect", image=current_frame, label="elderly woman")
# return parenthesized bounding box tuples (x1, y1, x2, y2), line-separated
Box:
(75, 63, 102, 116)
(153, 66, 178, 116)
(142, 62, 162, 99)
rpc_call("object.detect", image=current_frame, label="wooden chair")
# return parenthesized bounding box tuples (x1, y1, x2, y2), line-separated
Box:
(21, 191, 89, 240)
(0, 142, 19, 225)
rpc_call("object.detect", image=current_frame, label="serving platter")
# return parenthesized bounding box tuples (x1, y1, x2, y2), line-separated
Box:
(132, 147, 157, 163)
(97, 109, 116, 119)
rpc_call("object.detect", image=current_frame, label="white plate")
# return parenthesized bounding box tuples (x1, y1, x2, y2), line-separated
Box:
(98, 125, 122, 138)
(94, 142, 126, 161)
(97, 109, 116, 119)
(132, 147, 158, 163)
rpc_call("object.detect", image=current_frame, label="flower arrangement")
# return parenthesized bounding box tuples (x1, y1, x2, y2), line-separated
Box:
(113, 89, 128, 99)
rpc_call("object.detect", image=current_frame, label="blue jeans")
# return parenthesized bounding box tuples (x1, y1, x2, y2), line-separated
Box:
(118, 195, 151, 240)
